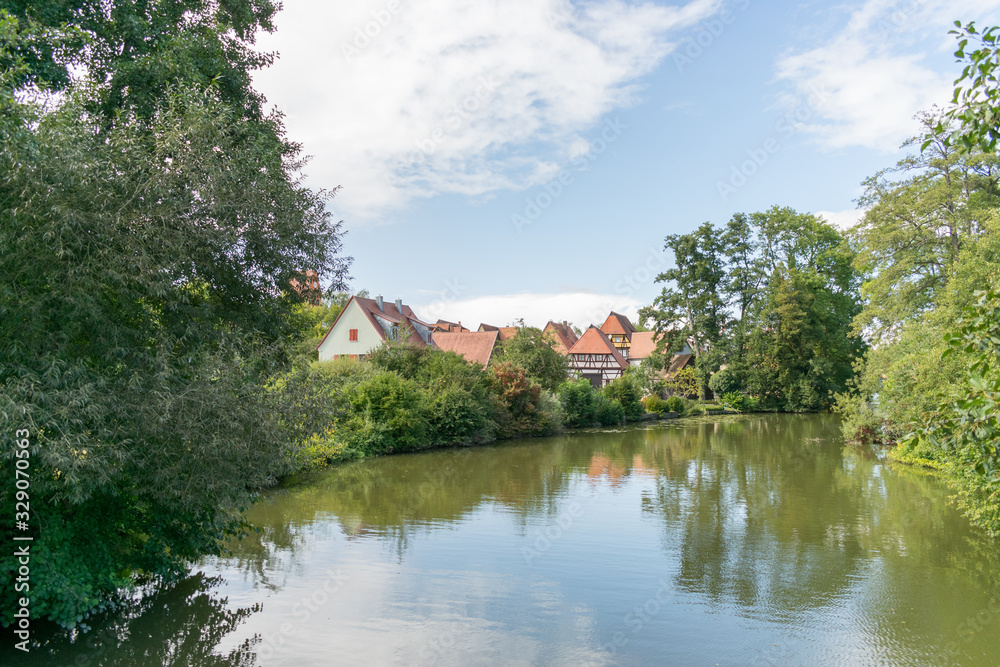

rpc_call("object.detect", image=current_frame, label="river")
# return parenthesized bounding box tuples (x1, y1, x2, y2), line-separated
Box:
(10, 414, 1000, 666)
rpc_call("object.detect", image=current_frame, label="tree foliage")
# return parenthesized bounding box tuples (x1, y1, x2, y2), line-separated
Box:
(903, 290, 1000, 535)
(493, 326, 569, 392)
(644, 207, 863, 409)
(932, 21, 1000, 152)
(0, 5, 350, 627)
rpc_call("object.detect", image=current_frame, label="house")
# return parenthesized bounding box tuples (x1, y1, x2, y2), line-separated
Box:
(316, 295, 434, 362)
(627, 332, 692, 367)
(477, 323, 518, 342)
(434, 319, 470, 333)
(434, 330, 500, 367)
(543, 320, 579, 355)
(567, 326, 628, 388)
(599, 312, 636, 359)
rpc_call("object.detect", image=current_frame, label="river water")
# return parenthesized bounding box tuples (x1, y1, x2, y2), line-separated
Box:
(10, 414, 1000, 666)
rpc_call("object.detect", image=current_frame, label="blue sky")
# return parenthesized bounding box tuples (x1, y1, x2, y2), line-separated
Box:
(252, 0, 1000, 330)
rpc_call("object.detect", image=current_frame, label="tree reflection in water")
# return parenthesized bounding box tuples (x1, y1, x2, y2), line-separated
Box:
(1, 574, 260, 667)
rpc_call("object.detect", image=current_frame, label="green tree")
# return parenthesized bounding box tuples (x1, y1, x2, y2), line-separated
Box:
(931, 21, 1000, 152)
(644, 222, 728, 397)
(854, 114, 1000, 344)
(1, 0, 279, 121)
(904, 290, 1000, 535)
(493, 326, 569, 392)
(0, 66, 348, 630)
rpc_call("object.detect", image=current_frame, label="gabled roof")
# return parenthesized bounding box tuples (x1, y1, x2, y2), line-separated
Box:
(543, 320, 579, 355)
(435, 319, 469, 333)
(600, 311, 636, 338)
(434, 331, 499, 367)
(567, 326, 628, 369)
(667, 353, 694, 377)
(478, 323, 518, 342)
(315, 295, 432, 350)
(629, 331, 660, 360)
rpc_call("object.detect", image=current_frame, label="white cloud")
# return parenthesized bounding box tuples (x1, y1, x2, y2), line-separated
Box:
(410, 291, 645, 332)
(774, 0, 1000, 152)
(815, 208, 863, 230)
(253, 0, 722, 220)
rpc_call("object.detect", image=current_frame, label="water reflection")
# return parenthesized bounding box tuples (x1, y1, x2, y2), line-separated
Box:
(13, 415, 1000, 666)
(1, 574, 260, 666)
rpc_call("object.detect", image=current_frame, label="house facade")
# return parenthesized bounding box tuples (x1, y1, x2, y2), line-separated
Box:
(599, 312, 636, 360)
(567, 326, 628, 388)
(316, 295, 434, 362)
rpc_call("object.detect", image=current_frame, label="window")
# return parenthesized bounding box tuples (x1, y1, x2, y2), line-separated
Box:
(349, 328, 358, 342)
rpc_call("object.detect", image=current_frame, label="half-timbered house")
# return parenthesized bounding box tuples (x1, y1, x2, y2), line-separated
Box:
(567, 326, 628, 388)
(599, 311, 636, 360)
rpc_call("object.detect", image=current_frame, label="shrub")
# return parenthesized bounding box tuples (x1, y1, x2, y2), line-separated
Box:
(342, 371, 429, 455)
(487, 362, 561, 437)
(594, 394, 625, 425)
(720, 392, 745, 411)
(643, 395, 670, 415)
(603, 375, 644, 420)
(665, 396, 685, 414)
(425, 384, 493, 445)
(558, 378, 601, 428)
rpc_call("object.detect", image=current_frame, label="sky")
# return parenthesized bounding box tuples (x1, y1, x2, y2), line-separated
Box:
(252, 0, 1000, 331)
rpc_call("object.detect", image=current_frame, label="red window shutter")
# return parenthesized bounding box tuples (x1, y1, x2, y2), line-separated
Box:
(349, 328, 358, 341)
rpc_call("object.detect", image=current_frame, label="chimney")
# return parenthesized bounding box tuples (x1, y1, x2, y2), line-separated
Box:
(376, 295, 383, 311)
(395, 298, 403, 313)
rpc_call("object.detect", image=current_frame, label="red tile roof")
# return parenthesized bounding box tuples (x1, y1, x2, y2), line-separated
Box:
(434, 331, 499, 367)
(543, 321, 579, 355)
(600, 312, 636, 337)
(567, 327, 628, 368)
(628, 331, 661, 360)
(667, 353, 694, 377)
(435, 319, 470, 333)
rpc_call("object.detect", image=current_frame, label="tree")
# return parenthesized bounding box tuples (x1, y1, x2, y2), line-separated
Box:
(644, 222, 728, 398)
(1, 0, 279, 122)
(493, 327, 569, 392)
(0, 18, 350, 627)
(931, 21, 1000, 152)
(904, 290, 1000, 535)
(855, 114, 1000, 344)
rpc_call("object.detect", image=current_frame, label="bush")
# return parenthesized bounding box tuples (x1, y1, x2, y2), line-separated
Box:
(487, 362, 562, 437)
(594, 394, 625, 425)
(709, 368, 742, 397)
(342, 371, 429, 455)
(603, 375, 644, 420)
(665, 396, 685, 414)
(558, 378, 601, 428)
(643, 395, 670, 415)
(425, 384, 493, 445)
(720, 392, 745, 411)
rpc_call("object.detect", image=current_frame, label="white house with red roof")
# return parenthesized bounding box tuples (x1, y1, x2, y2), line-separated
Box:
(567, 326, 629, 388)
(316, 295, 434, 362)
